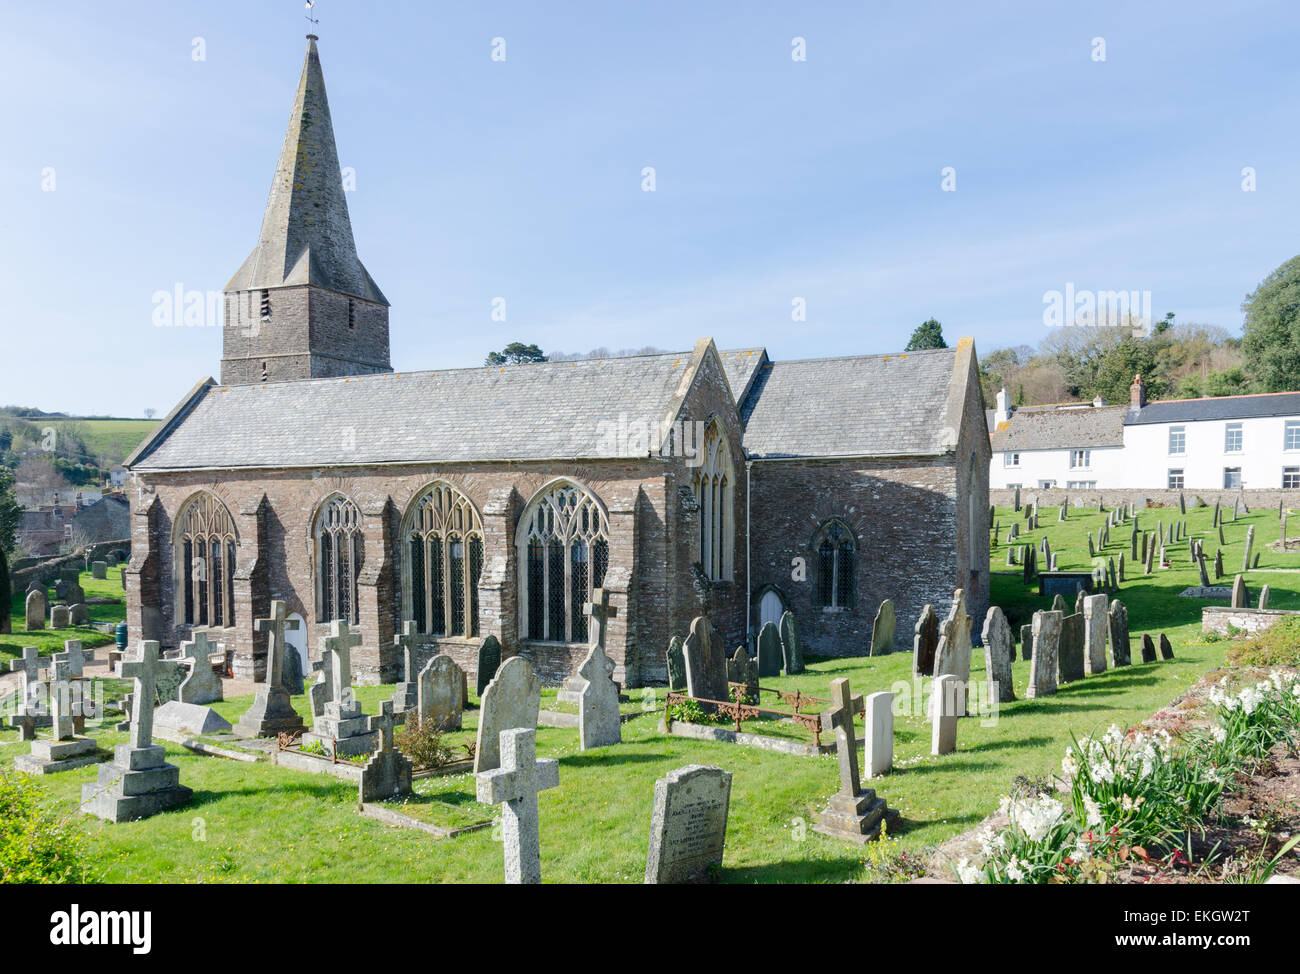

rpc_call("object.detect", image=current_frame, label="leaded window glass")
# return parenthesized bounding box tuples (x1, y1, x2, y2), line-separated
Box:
(175, 492, 237, 628)
(814, 520, 855, 609)
(316, 495, 363, 625)
(403, 483, 484, 638)
(518, 482, 610, 642)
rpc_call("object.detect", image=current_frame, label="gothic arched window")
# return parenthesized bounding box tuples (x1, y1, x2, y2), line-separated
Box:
(693, 420, 735, 580)
(175, 492, 237, 628)
(403, 483, 484, 638)
(814, 520, 855, 609)
(518, 481, 609, 643)
(315, 494, 364, 625)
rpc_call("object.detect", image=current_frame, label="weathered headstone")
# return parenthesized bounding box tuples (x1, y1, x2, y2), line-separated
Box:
(1230, 574, 1247, 609)
(1197, 553, 1211, 588)
(474, 655, 542, 774)
(301, 620, 375, 757)
(5, 646, 50, 740)
(177, 631, 224, 705)
(779, 610, 804, 674)
(756, 620, 782, 677)
(154, 700, 232, 737)
(1081, 594, 1108, 676)
(578, 643, 621, 750)
(1027, 610, 1062, 699)
(683, 615, 728, 702)
(1159, 633, 1174, 660)
(931, 674, 960, 756)
(49, 605, 70, 630)
(726, 646, 758, 699)
(665, 635, 686, 690)
(476, 634, 502, 698)
(82, 641, 193, 821)
(1057, 613, 1085, 683)
(870, 599, 896, 656)
(1051, 593, 1067, 615)
(813, 679, 897, 843)
(234, 600, 306, 738)
(477, 727, 558, 884)
(981, 606, 1015, 704)
(1140, 633, 1157, 663)
(389, 621, 421, 712)
(14, 660, 100, 775)
(644, 764, 731, 884)
(1242, 526, 1255, 573)
(359, 701, 414, 803)
(1107, 600, 1131, 667)
(68, 603, 89, 626)
(418, 654, 465, 731)
(90, 561, 107, 580)
(1258, 585, 1271, 610)
(933, 589, 973, 714)
(1019, 623, 1033, 661)
(912, 604, 939, 676)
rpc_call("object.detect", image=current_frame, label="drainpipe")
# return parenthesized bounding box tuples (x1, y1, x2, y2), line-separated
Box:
(745, 458, 753, 649)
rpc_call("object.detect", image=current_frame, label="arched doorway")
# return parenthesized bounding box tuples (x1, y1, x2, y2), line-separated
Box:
(285, 611, 308, 676)
(758, 588, 786, 631)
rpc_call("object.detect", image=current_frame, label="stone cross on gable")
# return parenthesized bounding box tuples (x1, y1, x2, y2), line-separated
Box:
(120, 640, 168, 750)
(583, 587, 618, 650)
(49, 660, 76, 740)
(394, 620, 419, 680)
(254, 600, 299, 691)
(322, 620, 363, 702)
(368, 700, 397, 753)
(476, 727, 559, 884)
(820, 678, 863, 796)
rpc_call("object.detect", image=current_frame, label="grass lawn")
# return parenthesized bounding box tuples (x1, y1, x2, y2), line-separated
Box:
(3, 501, 1290, 882)
(2, 567, 122, 662)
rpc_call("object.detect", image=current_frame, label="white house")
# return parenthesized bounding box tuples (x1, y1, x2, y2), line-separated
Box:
(989, 377, 1300, 491)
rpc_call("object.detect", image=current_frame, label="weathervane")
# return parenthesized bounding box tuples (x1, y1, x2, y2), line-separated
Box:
(305, 1, 319, 28)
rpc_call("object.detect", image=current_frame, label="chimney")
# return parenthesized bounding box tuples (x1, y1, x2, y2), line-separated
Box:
(1129, 373, 1146, 411)
(994, 386, 1011, 427)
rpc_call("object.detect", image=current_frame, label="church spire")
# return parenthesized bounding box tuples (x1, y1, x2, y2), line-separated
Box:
(225, 35, 386, 304)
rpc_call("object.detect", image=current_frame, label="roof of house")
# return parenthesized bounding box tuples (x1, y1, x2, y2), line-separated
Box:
(740, 347, 962, 459)
(990, 404, 1127, 451)
(130, 351, 703, 470)
(1126, 391, 1300, 425)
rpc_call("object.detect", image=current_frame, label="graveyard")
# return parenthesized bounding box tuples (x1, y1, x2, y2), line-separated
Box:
(5, 498, 1294, 883)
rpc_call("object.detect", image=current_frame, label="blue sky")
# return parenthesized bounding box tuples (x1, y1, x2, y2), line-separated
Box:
(2, 0, 1298, 417)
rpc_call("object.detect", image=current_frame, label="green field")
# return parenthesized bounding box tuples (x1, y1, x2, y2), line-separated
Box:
(1, 500, 1292, 882)
(42, 417, 157, 463)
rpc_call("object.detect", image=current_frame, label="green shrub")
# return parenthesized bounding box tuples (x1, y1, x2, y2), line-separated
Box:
(1226, 617, 1300, 668)
(396, 713, 454, 771)
(0, 769, 99, 883)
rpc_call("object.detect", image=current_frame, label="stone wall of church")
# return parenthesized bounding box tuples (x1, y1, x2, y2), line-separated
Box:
(306, 288, 391, 377)
(747, 456, 961, 659)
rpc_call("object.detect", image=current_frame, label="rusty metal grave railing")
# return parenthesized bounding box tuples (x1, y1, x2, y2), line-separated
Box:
(664, 684, 828, 746)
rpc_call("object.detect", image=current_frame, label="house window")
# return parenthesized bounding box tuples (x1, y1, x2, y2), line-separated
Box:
(315, 495, 364, 625)
(404, 483, 483, 638)
(1066, 480, 1097, 489)
(1168, 469, 1184, 489)
(1284, 467, 1300, 489)
(1038, 480, 1056, 489)
(1168, 426, 1186, 455)
(693, 420, 735, 581)
(1286, 421, 1300, 451)
(1224, 423, 1243, 453)
(1223, 467, 1242, 489)
(175, 491, 237, 628)
(814, 521, 855, 610)
(518, 482, 609, 643)
(1004, 452, 1020, 468)
(1069, 449, 1091, 469)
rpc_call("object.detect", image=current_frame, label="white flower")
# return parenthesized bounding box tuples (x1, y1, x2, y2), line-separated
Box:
(1083, 795, 1103, 828)
(1006, 794, 1067, 843)
(1212, 726, 1227, 743)
(1006, 857, 1026, 882)
(955, 858, 985, 884)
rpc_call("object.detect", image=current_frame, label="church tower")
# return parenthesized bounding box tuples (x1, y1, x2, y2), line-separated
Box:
(221, 35, 391, 385)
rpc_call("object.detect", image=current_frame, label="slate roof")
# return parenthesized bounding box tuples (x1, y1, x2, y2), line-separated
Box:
(1127, 391, 1300, 425)
(130, 352, 698, 470)
(718, 348, 768, 407)
(740, 347, 960, 459)
(989, 404, 1127, 451)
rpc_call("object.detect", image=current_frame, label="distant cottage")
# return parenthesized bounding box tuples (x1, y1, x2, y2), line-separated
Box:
(125, 36, 990, 686)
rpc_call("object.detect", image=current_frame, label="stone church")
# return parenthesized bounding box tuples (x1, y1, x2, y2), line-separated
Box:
(125, 36, 990, 688)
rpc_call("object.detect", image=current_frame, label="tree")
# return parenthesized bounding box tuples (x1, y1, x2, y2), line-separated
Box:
(1089, 337, 1168, 405)
(485, 342, 548, 366)
(0, 545, 10, 634)
(905, 319, 947, 351)
(144, 408, 157, 420)
(0, 467, 20, 554)
(1241, 255, 1300, 392)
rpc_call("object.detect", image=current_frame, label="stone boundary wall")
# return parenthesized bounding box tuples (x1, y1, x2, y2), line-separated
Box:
(1202, 605, 1300, 636)
(11, 538, 130, 589)
(992, 488, 1295, 511)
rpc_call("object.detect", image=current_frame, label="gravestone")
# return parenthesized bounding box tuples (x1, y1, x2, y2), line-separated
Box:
(863, 691, 895, 777)
(177, 631, 224, 705)
(1258, 585, 1271, 610)
(1020, 623, 1033, 661)
(359, 701, 414, 803)
(1230, 574, 1247, 609)
(1074, 589, 1085, 617)
(665, 635, 686, 691)
(309, 652, 333, 718)
(418, 654, 465, 731)
(1197, 553, 1211, 588)
(931, 674, 960, 756)
(813, 679, 897, 843)
(726, 647, 758, 700)
(870, 599, 896, 656)
(1159, 634, 1174, 660)
(1214, 549, 1224, 579)
(1242, 526, 1255, 573)
(5, 647, 50, 741)
(91, 561, 107, 580)
(683, 615, 728, 702)
(1107, 600, 1131, 667)
(1027, 610, 1062, 699)
(779, 610, 804, 674)
(981, 606, 1015, 704)
(49, 605, 70, 630)
(476, 634, 503, 698)
(932, 589, 973, 715)
(68, 603, 89, 626)
(1140, 633, 1157, 663)
(756, 620, 782, 677)
(913, 604, 939, 676)
(82, 641, 193, 822)
(300, 620, 375, 758)
(475, 656, 542, 774)
(281, 637, 304, 695)
(1057, 613, 1086, 683)
(14, 661, 100, 775)
(234, 600, 306, 738)
(578, 643, 621, 750)
(389, 622, 421, 713)
(644, 765, 731, 884)
(53, 638, 86, 678)
(477, 727, 558, 884)
(154, 701, 232, 737)
(1081, 594, 1109, 676)
(1051, 593, 1067, 615)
